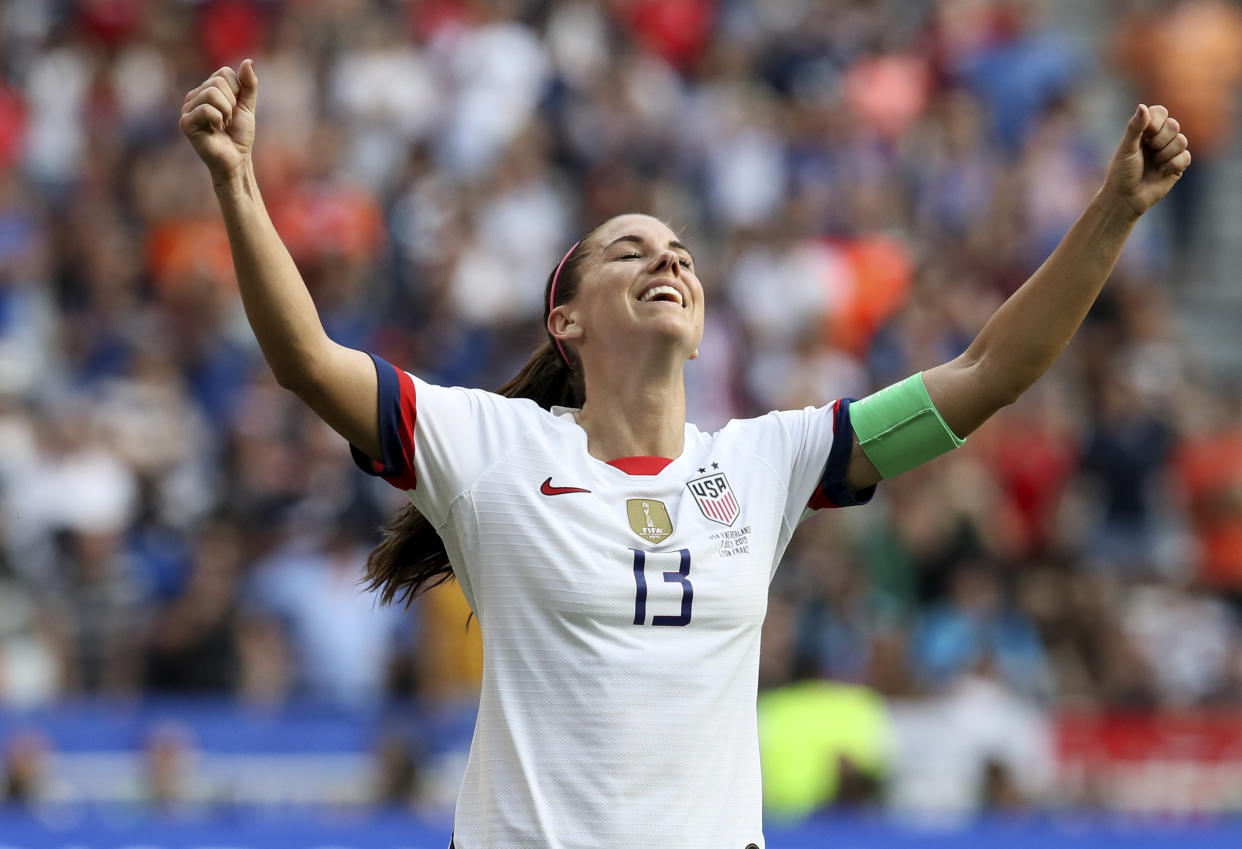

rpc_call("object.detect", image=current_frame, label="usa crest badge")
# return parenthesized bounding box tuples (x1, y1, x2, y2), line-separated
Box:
(687, 472, 740, 526)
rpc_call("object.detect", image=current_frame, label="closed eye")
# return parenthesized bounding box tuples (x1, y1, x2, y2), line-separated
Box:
(605, 234, 696, 270)
(617, 251, 692, 270)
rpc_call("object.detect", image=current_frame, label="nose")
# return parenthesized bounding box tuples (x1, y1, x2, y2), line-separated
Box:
(650, 249, 681, 276)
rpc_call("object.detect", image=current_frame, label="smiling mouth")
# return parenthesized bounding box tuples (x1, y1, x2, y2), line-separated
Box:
(637, 284, 685, 308)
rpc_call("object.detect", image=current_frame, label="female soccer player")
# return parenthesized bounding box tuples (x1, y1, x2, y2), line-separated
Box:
(182, 59, 1189, 849)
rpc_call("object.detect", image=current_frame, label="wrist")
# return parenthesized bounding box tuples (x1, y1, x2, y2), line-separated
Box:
(211, 160, 257, 198)
(1093, 184, 1143, 225)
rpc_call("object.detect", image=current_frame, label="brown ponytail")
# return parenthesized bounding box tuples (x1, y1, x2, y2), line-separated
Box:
(362, 236, 594, 607)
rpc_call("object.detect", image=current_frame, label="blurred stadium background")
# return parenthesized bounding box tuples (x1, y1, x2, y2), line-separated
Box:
(2, 0, 1242, 846)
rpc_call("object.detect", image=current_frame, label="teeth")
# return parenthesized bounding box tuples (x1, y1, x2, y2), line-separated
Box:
(639, 285, 683, 306)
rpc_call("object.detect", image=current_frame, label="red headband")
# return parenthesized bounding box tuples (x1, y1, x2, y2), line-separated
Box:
(548, 241, 580, 367)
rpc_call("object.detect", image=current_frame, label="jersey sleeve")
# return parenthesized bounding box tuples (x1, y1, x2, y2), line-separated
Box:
(348, 353, 537, 527)
(763, 398, 877, 531)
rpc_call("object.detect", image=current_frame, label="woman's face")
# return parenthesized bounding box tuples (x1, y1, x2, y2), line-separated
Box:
(550, 214, 705, 370)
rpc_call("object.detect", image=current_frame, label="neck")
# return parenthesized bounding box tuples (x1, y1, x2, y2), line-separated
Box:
(576, 356, 687, 462)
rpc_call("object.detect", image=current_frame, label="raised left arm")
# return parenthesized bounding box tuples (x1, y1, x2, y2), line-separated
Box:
(846, 104, 1191, 491)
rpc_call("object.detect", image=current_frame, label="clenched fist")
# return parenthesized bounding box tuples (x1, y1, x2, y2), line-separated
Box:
(1103, 104, 1192, 219)
(180, 59, 258, 184)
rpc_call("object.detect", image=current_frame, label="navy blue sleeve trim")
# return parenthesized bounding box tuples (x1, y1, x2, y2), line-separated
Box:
(349, 352, 410, 483)
(809, 398, 877, 510)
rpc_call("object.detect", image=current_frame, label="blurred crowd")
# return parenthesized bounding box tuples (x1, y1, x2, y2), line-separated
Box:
(4, 0, 1242, 821)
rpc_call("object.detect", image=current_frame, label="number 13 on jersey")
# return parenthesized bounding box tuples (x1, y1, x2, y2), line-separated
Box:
(631, 548, 693, 626)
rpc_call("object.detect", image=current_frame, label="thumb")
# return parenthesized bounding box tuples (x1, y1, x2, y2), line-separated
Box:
(1118, 104, 1148, 155)
(237, 58, 258, 111)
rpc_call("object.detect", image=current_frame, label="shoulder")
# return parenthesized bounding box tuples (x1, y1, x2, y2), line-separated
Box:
(410, 377, 572, 447)
(415, 378, 549, 417)
(710, 405, 830, 442)
(706, 403, 847, 473)
(695, 412, 801, 471)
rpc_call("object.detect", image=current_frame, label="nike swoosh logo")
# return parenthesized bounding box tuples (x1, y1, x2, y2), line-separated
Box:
(540, 477, 591, 496)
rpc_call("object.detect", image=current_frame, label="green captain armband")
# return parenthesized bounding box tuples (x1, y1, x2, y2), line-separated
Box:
(849, 372, 965, 479)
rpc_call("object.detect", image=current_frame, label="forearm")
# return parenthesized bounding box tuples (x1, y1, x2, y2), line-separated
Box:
(185, 62, 381, 457)
(212, 163, 334, 388)
(850, 194, 1137, 491)
(853, 104, 1189, 488)
(965, 190, 1139, 402)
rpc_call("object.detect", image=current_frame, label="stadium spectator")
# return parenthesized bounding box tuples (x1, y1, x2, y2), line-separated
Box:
(1114, 0, 1242, 255)
(143, 519, 243, 693)
(758, 680, 892, 820)
(249, 525, 405, 704)
(142, 722, 206, 815)
(912, 560, 1050, 698)
(1172, 390, 1242, 590)
(886, 659, 1056, 815)
(0, 730, 50, 806)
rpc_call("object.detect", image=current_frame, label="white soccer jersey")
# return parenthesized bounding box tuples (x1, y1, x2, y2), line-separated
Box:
(351, 354, 874, 849)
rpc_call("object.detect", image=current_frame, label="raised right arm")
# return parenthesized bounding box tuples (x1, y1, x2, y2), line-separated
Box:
(180, 60, 381, 458)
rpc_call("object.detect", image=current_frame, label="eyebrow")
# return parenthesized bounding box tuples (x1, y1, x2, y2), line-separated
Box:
(604, 234, 694, 262)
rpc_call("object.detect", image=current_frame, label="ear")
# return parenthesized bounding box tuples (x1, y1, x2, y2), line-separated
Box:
(689, 347, 699, 360)
(548, 305, 584, 346)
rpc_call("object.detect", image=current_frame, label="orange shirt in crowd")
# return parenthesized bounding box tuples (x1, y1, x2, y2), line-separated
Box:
(825, 235, 913, 357)
(1173, 429, 1242, 588)
(1114, 0, 1242, 157)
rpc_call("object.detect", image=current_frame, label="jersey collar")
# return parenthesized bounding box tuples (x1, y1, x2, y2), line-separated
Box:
(605, 456, 674, 476)
(550, 406, 687, 478)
